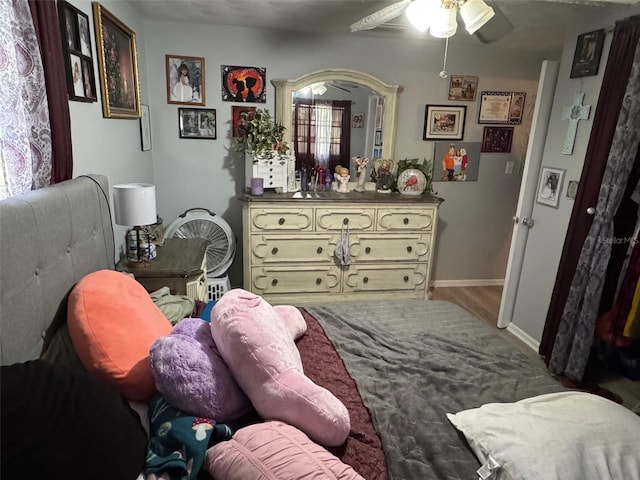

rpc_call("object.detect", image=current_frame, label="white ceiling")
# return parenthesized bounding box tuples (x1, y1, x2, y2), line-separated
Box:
(128, 0, 636, 56)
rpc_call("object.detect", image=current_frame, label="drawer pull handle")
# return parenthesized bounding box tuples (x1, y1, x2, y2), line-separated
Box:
(269, 168, 273, 172)
(278, 217, 285, 225)
(403, 218, 409, 225)
(315, 278, 322, 285)
(365, 247, 371, 254)
(271, 247, 278, 255)
(404, 275, 409, 282)
(406, 246, 412, 253)
(363, 276, 369, 284)
(271, 279, 278, 286)
(316, 247, 323, 254)
(343, 218, 349, 225)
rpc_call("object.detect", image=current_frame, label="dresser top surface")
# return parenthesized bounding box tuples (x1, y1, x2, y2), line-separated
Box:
(241, 191, 443, 205)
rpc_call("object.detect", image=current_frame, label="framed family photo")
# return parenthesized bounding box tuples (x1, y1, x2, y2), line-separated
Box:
(448, 75, 478, 101)
(536, 166, 565, 208)
(478, 91, 526, 125)
(58, 1, 96, 102)
(166, 55, 205, 105)
(481, 126, 514, 153)
(423, 105, 466, 140)
(570, 29, 605, 78)
(178, 108, 216, 139)
(232, 106, 256, 138)
(93, 2, 140, 118)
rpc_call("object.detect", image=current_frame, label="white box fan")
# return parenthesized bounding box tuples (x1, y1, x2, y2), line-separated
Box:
(165, 208, 236, 300)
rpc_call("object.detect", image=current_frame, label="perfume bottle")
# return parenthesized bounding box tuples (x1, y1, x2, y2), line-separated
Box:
(324, 168, 333, 191)
(300, 167, 308, 192)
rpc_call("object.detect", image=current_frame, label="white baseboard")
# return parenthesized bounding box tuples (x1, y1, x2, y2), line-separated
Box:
(505, 323, 540, 352)
(431, 279, 505, 288)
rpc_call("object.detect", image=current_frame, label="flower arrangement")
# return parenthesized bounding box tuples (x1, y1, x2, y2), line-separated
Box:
(235, 108, 290, 157)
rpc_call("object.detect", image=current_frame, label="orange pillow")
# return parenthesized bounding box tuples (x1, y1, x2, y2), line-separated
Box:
(68, 270, 171, 401)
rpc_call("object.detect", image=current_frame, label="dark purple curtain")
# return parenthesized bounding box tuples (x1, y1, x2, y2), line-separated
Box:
(540, 15, 640, 362)
(29, 0, 73, 183)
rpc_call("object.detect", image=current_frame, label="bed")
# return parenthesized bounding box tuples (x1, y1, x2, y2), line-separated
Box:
(2, 175, 639, 480)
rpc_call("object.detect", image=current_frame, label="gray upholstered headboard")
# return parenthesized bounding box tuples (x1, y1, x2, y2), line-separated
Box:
(0, 174, 115, 365)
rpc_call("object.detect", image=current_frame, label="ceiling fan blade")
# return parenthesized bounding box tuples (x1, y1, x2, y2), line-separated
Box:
(475, 0, 514, 43)
(350, 0, 412, 32)
(329, 83, 352, 93)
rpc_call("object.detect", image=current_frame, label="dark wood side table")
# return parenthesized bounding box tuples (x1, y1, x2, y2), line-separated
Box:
(116, 237, 209, 301)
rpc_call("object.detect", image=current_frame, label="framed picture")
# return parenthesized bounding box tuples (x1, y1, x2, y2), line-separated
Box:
(448, 75, 478, 101)
(423, 105, 466, 140)
(433, 141, 481, 182)
(178, 108, 216, 139)
(481, 126, 514, 153)
(352, 112, 365, 128)
(478, 91, 526, 125)
(92, 2, 140, 118)
(375, 103, 384, 129)
(221, 65, 266, 103)
(140, 104, 151, 151)
(166, 55, 205, 105)
(536, 166, 565, 208)
(570, 29, 605, 78)
(57, 1, 96, 102)
(232, 106, 256, 138)
(374, 130, 382, 146)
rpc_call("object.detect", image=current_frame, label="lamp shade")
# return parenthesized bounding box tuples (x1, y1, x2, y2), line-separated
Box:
(113, 183, 157, 226)
(460, 0, 495, 34)
(429, 4, 458, 38)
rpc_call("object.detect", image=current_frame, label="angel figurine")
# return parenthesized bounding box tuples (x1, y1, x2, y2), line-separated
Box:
(353, 156, 369, 192)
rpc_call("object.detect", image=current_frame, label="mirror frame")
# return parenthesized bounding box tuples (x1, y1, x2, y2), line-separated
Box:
(272, 69, 402, 160)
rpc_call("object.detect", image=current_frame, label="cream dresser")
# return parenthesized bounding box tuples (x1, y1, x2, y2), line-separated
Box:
(241, 191, 441, 305)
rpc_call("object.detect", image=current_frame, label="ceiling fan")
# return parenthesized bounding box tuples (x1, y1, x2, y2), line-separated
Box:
(350, 0, 638, 43)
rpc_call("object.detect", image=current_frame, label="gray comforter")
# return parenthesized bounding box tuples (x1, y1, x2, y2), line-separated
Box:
(307, 299, 565, 480)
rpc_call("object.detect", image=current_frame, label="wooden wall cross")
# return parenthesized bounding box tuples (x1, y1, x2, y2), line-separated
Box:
(562, 92, 591, 155)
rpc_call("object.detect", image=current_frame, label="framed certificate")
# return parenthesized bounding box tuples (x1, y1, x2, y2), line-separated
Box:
(478, 91, 525, 125)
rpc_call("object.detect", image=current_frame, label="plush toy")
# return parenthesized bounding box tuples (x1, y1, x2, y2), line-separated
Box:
(211, 289, 350, 447)
(150, 318, 253, 423)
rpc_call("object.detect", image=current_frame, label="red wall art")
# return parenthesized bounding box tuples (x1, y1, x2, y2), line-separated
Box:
(221, 65, 266, 103)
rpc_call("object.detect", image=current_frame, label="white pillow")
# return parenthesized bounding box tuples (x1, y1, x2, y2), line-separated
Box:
(447, 391, 640, 480)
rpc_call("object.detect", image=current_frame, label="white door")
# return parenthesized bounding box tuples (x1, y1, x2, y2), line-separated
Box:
(497, 60, 560, 329)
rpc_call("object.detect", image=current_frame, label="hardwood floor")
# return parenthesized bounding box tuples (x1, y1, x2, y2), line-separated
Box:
(429, 285, 503, 327)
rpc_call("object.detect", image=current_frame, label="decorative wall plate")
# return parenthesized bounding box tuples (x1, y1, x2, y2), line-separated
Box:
(397, 168, 427, 195)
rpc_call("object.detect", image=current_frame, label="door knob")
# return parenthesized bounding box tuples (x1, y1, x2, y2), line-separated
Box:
(521, 217, 534, 228)
(587, 207, 596, 215)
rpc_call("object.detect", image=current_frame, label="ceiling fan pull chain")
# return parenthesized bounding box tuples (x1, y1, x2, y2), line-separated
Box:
(439, 37, 450, 78)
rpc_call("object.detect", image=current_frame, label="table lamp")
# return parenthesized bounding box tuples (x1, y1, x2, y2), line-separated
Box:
(113, 183, 157, 263)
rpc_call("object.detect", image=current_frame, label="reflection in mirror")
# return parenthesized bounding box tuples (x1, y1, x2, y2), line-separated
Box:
(272, 70, 401, 178)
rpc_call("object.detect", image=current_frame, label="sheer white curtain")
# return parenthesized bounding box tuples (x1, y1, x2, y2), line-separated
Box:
(0, 0, 51, 200)
(314, 103, 332, 167)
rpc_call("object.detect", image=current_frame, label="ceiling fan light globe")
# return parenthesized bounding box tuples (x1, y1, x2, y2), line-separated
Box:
(459, 0, 495, 34)
(405, 0, 436, 33)
(429, 4, 458, 38)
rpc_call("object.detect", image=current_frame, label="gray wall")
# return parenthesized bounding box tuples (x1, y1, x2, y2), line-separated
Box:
(66, 2, 559, 287)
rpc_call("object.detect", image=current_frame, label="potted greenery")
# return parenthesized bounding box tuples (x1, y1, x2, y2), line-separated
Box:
(235, 108, 290, 158)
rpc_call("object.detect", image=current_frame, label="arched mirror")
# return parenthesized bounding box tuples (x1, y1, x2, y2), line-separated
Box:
(272, 69, 402, 175)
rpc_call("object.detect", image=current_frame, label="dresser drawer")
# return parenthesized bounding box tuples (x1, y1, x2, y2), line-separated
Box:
(251, 265, 341, 294)
(316, 208, 375, 231)
(251, 234, 337, 264)
(250, 208, 313, 231)
(343, 263, 427, 292)
(377, 208, 435, 231)
(349, 233, 431, 262)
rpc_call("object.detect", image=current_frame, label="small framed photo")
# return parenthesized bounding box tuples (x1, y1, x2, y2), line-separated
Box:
(352, 112, 365, 128)
(570, 29, 605, 78)
(448, 75, 478, 101)
(178, 108, 216, 139)
(232, 106, 256, 138)
(166, 55, 205, 105)
(423, 105, 466, 140)
(536, 166, 565, 208)
(567, 180, 579, 199)
(58, 1, 96, 103)
(481, 126, 514, 153)
(478, 91, 526, 125)
(140, 104, 151, 151)
(221, 65, 266, 103)
(375, 103, 384, 129)
(93, 2, 140, 118)
(374, 130, 382, 146)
